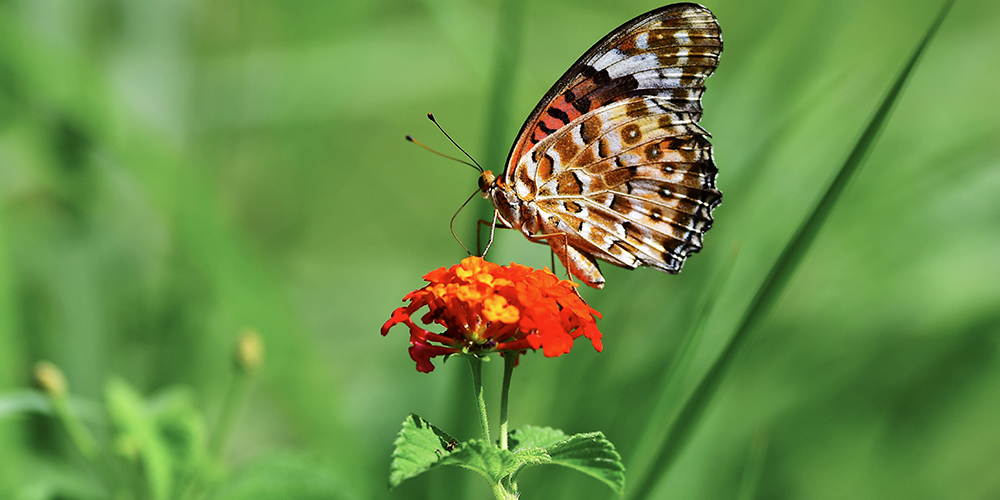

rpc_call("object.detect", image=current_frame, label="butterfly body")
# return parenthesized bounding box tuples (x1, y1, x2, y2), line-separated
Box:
(483, 3, 723, 288)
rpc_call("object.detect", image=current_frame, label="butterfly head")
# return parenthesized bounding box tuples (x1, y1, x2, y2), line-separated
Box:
(478, 170, 499, 195)
(479, 169, 531, 233)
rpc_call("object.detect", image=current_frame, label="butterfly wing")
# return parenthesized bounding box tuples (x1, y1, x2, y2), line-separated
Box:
(504, 3, 723, 176)
(497, 3, 723, 288)
(511, 94, 721, 287)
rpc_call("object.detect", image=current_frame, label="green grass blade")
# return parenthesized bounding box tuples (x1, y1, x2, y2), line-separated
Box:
(471, 0, 527, 244)
(481, 0, 526, 172)
(624, 243, 740, 483)
(627, 2, 955, 499)
(736, 429, 770, 500)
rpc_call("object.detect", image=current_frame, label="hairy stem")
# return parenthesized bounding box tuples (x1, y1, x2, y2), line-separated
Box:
(469, 356, 491, 443)
(499, 353, 517, 451)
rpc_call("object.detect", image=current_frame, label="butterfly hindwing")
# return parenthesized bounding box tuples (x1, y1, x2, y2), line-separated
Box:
(520, 95, 720, 281)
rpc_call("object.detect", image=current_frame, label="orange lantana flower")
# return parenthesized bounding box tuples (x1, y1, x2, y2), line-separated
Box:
(381, 256, 603, 373)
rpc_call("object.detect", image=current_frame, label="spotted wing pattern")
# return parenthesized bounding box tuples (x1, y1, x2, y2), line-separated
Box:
(506, 3, 723, 170)
(489, 3, 723, 289)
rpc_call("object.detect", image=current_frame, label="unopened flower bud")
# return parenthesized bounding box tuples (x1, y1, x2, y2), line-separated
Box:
(34, 361, 67, 397)
(235, 329, 264, 374)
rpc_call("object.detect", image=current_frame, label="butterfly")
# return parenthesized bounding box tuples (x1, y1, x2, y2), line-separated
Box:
(480, 3, 723, 289)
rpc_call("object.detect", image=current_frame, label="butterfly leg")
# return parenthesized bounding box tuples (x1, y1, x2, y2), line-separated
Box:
(524, 231, 605, 289)
(476, 215, 513, 257)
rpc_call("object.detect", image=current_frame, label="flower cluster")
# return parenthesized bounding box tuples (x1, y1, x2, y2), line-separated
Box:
(381, 257, 603, 373)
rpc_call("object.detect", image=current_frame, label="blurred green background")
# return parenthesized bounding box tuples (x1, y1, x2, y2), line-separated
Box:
(1, 0, 999, 499)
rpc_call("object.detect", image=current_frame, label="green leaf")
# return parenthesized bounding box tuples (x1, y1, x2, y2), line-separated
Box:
(104, 378, 174, 500)
(388, 414, 525, 489)
(387, 414, 461, 488)
(0, 390, 50, 417)
(510, 446, 550, 468)
(509, 426, 625, 495)
(542, 432, 625, 494)
(0, 389, 105, 424)
(438, 439, 518, 483)
(509, 425, 569, 450)
(146, 387, 209, 473)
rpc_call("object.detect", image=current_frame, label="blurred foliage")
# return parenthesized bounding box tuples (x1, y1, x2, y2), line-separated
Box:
(1, 0, 998, 499)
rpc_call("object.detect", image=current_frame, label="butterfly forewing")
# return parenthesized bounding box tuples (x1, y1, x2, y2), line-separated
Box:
(505, 3, 723, 171)
(488, 3, 723, 288)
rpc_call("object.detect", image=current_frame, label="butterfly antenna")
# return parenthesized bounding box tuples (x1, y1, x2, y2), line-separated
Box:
(450, 187, 482, 256)
(426, 113, 484, 173)
(405, 135, 482, 173)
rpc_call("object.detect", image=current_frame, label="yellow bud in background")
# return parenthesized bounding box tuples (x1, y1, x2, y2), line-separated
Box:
(34, 361, 67, 397)
(235, 328, 264, 374)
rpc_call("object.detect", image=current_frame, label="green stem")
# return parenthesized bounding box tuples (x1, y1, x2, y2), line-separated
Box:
(49, 394, 99, 460)
(492, 482, 518, 500)
(208, 368, 249, 457)
(468, 356, 491, 443)
(499, 353, 516, 451)
(41, 383, 118, 497)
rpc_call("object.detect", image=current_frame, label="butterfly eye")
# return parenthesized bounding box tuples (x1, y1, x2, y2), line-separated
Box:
(479, 171, 497, 192)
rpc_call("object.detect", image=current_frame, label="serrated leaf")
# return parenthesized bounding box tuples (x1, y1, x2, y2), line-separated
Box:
(388, 415, 525, 489)
(439, 439, 517, 482)
(547, 432, 625, 494)
(509, 425, 568, 451)
(387, 414, 460, 488)
(511, 447, 550, 467)
(509, 426, 625, 494)
(389, 418, 624, 493)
